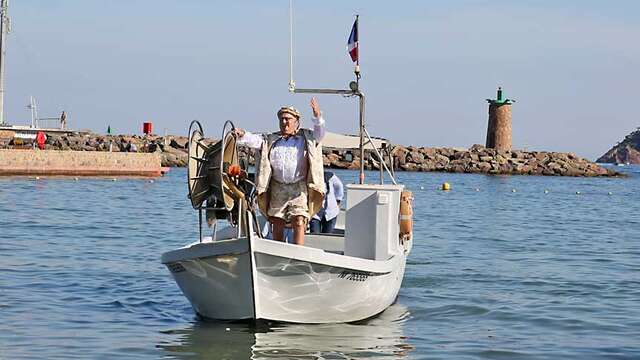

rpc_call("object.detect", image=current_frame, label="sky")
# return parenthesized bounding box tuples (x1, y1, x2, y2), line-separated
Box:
(4, 0, 640, 160)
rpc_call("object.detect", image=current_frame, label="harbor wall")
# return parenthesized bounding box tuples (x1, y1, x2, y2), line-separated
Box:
(371, 145, 619, 177)
(0, 132, 621, 177)
(0, 149, 163, 177)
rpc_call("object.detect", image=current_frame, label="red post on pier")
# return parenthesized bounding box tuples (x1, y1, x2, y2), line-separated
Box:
(143, 122, 153, 135)
(36, 131, 46, 150)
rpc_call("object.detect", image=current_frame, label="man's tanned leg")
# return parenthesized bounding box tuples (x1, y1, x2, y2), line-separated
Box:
(292, 215, 306, 245)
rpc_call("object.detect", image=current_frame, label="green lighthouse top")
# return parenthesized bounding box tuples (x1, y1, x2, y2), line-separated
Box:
(486, 87, 515, 105)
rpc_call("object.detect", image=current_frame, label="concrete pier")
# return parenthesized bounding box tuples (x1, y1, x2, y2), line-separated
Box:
(485, 87, 513, 151)
(0, 149, 163, 177)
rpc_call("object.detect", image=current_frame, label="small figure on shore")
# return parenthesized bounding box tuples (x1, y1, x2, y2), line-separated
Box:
(126, 140, 137, 153)
(234, 97, 326, 246)
(60, 111, 67, 130)
(310, 171, 344, 234)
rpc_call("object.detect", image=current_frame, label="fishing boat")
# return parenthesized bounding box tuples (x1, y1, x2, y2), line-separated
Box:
(161, 10, 414, 324)
(161, 121, 413, 323)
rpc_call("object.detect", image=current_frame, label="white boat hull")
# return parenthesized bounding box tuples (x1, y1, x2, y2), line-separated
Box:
(162, 235, 409, 323)
(162, 183, 413, 324)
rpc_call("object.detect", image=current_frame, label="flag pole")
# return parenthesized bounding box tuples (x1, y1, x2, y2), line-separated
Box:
(354, 15, 365, 184)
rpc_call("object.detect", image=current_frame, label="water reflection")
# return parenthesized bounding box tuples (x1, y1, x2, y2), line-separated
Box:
(159, 304, 413, 359)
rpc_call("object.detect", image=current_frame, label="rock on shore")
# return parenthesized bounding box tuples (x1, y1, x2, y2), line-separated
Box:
(1, 132, 620, 177)
(597, 128, 640, 164)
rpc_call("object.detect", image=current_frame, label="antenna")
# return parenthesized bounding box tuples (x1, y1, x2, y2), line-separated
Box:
(288, 0, 295, 92)
(28, 96, 38, 128)
(0, 0, 9, 125)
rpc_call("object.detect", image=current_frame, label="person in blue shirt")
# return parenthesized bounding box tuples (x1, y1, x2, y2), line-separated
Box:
(309, 171, 344, 234)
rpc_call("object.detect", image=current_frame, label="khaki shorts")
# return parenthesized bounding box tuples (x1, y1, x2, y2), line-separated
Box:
(268, 180, 309, 222)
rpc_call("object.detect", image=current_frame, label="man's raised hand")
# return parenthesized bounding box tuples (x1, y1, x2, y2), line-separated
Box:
(310, 97, 321, 118)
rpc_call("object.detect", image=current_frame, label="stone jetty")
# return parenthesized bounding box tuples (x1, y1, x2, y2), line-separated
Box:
(0, 149, 163, 177)
(0, 132, 192, 168)
(382, 144, 618, 177)
(0, 132, 621, 177)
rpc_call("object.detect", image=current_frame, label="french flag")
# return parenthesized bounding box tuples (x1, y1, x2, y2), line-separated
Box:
(347, 18, 358, 63)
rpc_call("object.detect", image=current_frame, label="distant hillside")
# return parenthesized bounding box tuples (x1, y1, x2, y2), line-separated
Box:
(597, 128, 640, 164)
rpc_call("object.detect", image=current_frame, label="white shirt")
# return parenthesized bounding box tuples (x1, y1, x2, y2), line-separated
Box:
(238, 115, 326, 184)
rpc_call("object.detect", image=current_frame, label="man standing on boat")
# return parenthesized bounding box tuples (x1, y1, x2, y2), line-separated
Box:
(234, 98, 326, 246)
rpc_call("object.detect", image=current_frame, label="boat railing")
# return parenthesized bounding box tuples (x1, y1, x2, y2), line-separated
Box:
(293, 87, 397, 186)
(363, 127, 397, 185)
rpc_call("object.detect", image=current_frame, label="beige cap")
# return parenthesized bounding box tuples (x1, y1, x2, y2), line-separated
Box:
(277, 106, 301, 119)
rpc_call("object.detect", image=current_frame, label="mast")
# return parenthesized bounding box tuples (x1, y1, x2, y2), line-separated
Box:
(288, 7, 368, 183)
(354, 15, 364, 184)
(0, 0, 8, 125)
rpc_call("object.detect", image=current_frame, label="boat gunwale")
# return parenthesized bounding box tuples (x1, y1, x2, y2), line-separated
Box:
(162, 232, 405, 274)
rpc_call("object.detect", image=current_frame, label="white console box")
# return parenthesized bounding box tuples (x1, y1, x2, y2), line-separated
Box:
(344, 184, 404, 260)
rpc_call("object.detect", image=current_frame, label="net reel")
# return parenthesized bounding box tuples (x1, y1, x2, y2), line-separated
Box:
(187, 120, 256, 240)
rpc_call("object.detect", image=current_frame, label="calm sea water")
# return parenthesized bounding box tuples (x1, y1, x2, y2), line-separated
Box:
(1, 166, 639, 359)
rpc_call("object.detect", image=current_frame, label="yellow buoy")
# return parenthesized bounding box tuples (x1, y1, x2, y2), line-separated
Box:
(441, 182, 451, 191)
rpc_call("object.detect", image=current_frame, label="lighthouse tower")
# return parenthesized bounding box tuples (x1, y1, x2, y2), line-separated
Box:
(485, 87, 514, 151)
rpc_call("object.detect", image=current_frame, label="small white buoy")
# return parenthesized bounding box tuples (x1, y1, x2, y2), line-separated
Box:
(420, 186, 424, 190)
(475, 188, 480, 192)
(149, 179, 154, 183)
(544, 189, 549, 194)
(74, 177, 79, 181)
(35, 176, 40, 180)
(576, 191, 581, 195)
(225, 327, 230, 331)
(112, 178, 117, 182)
(608, 192, 613, 195)
(511, 189, 516, 193)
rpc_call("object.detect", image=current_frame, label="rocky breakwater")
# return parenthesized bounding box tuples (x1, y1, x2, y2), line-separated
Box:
(324, 144, 620, 177)
(597, 128, 640, 164)
(1, 132, 621, 177)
